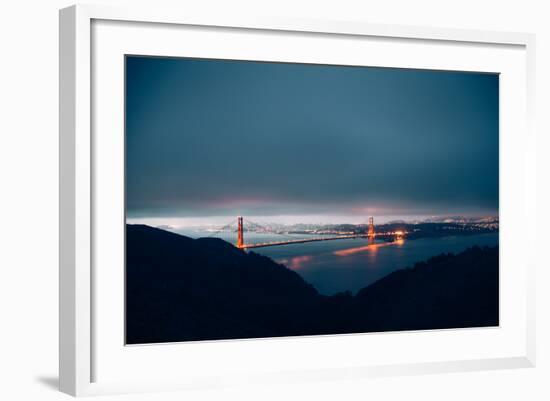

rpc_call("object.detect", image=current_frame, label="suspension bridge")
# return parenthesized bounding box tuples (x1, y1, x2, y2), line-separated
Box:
(206, 216, 404, 250)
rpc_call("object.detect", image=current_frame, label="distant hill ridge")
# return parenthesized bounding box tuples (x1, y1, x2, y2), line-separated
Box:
(126, 224, 498, 344)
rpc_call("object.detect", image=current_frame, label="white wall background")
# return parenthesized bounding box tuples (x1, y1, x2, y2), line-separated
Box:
(0, 0, 548, 399)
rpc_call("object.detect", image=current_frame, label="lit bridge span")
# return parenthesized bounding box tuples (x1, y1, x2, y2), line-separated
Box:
(207, 216, 404, 250)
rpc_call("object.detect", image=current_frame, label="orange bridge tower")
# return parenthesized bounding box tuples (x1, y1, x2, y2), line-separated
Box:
(237, 216, 244, 248)
(367, 216, 375, 244)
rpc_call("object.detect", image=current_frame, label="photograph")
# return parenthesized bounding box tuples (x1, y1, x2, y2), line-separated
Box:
(1, 0, 544, 399)
(125, 55, 499, 344)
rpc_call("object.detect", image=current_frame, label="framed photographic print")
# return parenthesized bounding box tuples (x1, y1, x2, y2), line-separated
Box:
(59, 4, 536, 396)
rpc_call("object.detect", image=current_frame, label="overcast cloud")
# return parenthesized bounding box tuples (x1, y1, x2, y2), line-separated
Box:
(125, 56, 498, 223)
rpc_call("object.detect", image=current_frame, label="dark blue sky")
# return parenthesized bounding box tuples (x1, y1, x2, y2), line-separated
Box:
(126, 56, 498, 224)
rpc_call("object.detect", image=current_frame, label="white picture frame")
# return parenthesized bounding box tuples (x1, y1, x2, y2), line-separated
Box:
(59, 4, 536, 397)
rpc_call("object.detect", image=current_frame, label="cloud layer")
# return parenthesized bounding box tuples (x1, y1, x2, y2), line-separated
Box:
(126, 56, 499, 220)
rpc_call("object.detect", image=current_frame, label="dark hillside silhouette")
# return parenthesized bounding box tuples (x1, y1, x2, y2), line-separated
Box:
(355, 248, 499, 331)
(126, 224, 498, 344)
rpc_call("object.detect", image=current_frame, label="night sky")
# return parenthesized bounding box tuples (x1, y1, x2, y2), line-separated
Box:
(125, 56, 498, 225)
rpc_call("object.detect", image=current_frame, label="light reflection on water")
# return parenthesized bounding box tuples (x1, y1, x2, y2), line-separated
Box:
(174, 229, 498, 296)
(333, 240, 401, 256)
(277, 255, 313, 270)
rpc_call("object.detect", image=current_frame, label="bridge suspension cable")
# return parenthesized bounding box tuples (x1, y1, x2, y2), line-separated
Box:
(243, 219, 300, 241)
(205, 216, 386, 249)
